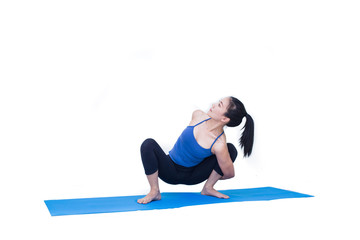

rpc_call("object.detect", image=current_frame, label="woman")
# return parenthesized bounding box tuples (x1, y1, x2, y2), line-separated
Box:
(137, 96, 254, 204)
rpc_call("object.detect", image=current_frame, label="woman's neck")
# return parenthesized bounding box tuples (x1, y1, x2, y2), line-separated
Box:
(206, 118, 225, 135)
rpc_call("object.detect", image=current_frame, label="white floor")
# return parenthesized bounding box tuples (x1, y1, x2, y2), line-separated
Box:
(4, 186, 360, 240)
(1, 1, 360, 239)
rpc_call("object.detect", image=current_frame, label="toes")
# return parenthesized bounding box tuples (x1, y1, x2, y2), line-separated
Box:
(137, 198, 145, 204)
(137, 192, 161, 204)
(137, 197, 150, 204)
(219, 193, 229, 199)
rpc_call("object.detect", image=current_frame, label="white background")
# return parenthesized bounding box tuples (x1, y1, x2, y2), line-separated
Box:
(1, 0, 360, 239)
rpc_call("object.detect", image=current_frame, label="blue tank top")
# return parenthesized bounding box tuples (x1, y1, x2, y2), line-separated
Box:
(169, 118, 224, 167)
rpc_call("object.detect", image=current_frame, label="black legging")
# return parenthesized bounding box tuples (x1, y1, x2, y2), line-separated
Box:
(140, 138, 238, 185)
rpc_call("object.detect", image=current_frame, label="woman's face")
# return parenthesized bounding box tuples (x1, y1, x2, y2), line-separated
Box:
(207, 97, 231, 123)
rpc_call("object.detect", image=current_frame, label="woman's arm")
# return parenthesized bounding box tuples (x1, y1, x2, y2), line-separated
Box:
(213, 143, 235, 179)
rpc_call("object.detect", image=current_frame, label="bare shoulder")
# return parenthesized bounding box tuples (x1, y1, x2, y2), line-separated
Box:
(192, 109, 207, 119)
(211, 134, 228, 155)
(190, 110, 209, 125)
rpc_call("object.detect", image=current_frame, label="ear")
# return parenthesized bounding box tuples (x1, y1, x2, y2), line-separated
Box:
(221, 116, 230, 124)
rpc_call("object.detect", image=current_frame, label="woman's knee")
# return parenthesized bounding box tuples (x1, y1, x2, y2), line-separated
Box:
(140, 138, 157, 153)
(227, 143, 238, 162)
(140, 138, 159, 175)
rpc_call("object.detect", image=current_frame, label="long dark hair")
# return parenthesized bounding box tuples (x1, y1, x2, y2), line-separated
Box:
(225, 96, 254, 157)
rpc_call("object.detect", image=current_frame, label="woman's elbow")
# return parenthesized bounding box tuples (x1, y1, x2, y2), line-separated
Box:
(223, 172, 235, 179)
(227, 167, 235, 178)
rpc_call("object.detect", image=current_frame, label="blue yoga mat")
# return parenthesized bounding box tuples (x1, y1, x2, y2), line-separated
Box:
(44, 187, 313, 216)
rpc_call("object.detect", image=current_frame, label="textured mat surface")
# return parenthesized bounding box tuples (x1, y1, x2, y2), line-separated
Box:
(44, 187, 313, 216)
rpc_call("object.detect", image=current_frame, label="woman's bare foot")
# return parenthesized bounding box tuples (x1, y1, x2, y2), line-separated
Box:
(137, 190, 161, 204)
(201, 187, 229, 199)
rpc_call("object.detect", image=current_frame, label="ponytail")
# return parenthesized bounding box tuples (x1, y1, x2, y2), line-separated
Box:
(225, 97, 255, 157)
(240, 114, 254, 157)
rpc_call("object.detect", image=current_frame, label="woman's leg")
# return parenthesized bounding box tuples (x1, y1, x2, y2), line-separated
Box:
(188, 143, 238, 197)
(202, 144, 238, 198)
(137, 170, 161, 204)
(137, 138, 177, 204)
(201, 170, 229, 198)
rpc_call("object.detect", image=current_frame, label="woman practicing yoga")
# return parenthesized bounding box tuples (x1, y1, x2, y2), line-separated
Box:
(138, 96, 254, 204)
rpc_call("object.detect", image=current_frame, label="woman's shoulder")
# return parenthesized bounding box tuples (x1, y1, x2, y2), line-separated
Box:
(211, 133, 228, 154)
(190, 110, 209, 124)
(192, 109, 208, 119)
